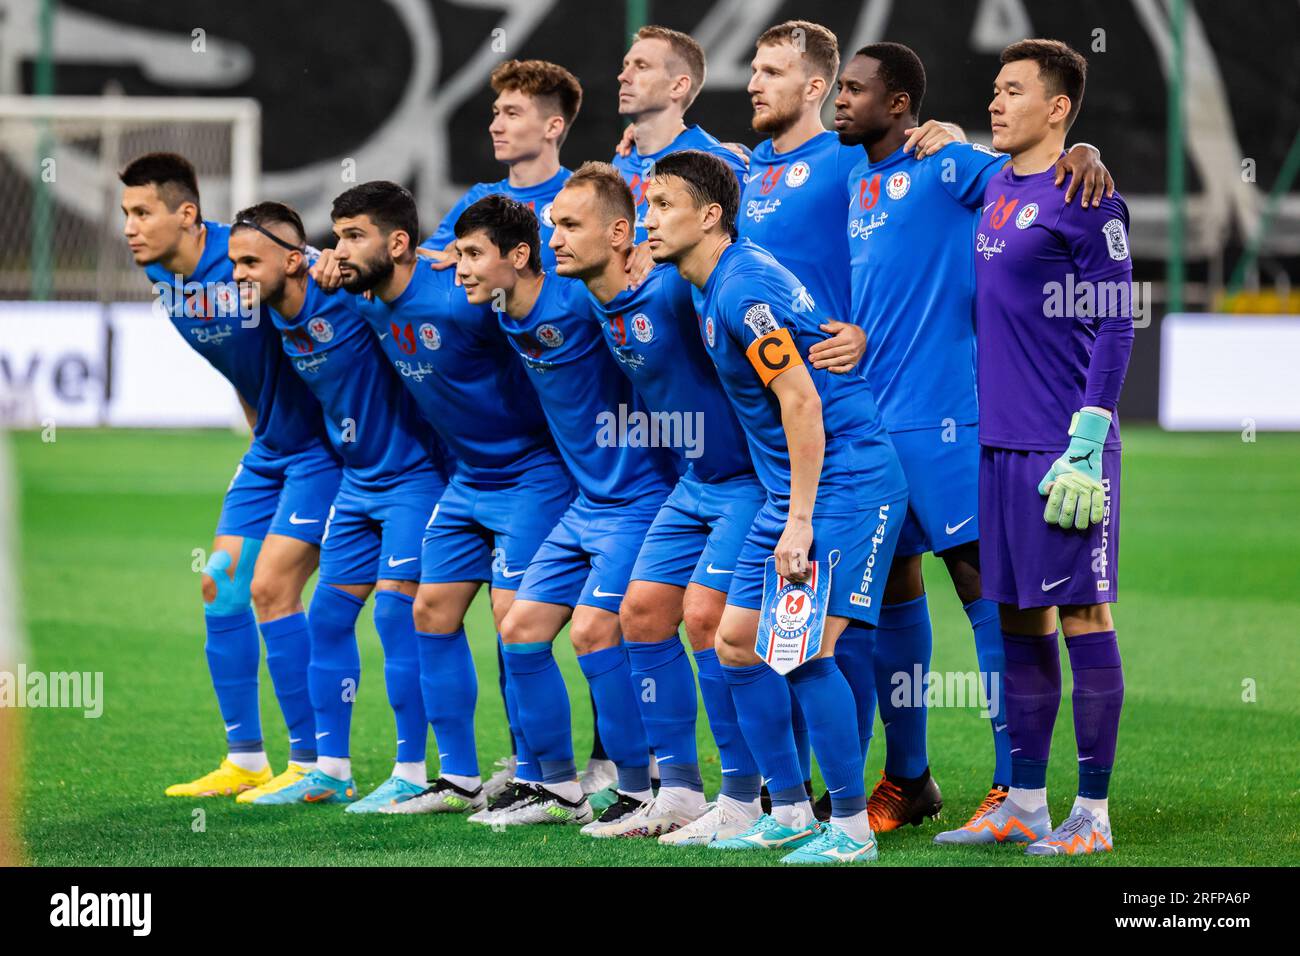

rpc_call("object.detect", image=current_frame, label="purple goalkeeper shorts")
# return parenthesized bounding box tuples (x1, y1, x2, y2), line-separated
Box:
(978, 445, 1121, 609)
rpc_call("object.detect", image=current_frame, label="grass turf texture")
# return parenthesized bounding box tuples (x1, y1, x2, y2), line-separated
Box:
(10, 427, 1300, 866)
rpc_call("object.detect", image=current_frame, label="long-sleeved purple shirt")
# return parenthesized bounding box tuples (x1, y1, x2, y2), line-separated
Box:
(974, 162, 1134, 450)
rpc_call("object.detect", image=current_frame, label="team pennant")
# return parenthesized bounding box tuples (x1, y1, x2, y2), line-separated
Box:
(755, 555, 832, 675)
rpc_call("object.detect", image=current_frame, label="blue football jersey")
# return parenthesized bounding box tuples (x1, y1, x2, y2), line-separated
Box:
(269, 276, 442, 490)
(421, 168, 572, 271)
(612, 125, 749, 242)
(586, 263, 753, 483)
(846, 141, 1005, 430)
(145, 221, 329, 457)
(358, 265, 562, 483)
(691, 239, 906, 509)
(496, 274, 678, 506)
(740, 132, 860, 324)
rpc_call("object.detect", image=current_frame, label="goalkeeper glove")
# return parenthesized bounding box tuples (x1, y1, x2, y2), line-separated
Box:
(1037, 409, 1110, 530)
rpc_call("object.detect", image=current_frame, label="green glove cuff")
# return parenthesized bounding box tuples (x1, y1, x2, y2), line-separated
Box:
(1068, 409, 1111, 446)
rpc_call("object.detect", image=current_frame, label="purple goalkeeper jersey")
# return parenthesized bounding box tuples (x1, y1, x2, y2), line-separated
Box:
(974, 162, 1133, 451)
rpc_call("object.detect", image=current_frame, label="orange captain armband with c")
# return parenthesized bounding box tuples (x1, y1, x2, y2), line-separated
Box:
(745, 327, 803, 386)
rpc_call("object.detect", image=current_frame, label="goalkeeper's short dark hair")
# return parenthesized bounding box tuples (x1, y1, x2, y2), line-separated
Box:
(119, 152, 202, 218)
(650, 150, 739, 239)
(454, 194, 542, 275)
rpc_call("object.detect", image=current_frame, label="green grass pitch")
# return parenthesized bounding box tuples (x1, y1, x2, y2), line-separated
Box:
(9, 427, 1300, 866)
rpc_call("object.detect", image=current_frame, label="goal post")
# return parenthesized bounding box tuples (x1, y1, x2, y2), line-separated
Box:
(0, 95, 260, 302)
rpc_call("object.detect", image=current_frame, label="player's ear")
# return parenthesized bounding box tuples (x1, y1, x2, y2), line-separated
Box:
(807, 74, 826, 104)
(544, 114, 566, 144)
(510, 241, 530, 271)
(389, 228, 412, 260)
(177, 200, 199, 228)
(700, 201, 722, 233)
(610, 216, 631, 247)
(1050, 94, 1072, 127)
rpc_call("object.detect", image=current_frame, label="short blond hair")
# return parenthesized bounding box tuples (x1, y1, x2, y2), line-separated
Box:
(633, 25, 707, 110)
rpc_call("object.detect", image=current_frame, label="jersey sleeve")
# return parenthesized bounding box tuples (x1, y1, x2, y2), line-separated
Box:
(721, 271, 805, 388)
(421, 185, 482, 252)
(712, 144, 750, 192)
(935, 142, 1008, 209)
(1061, 194, 1134, 410)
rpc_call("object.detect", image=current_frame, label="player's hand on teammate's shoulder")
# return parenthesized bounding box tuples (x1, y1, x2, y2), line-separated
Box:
(775, 516, 813, 582)
(721, 142, 751, 166)
(808, 320, 866, 374)
(310, 247, 344, 293)
(418, 242, 461, 284)
(902, 119, 966, 160)
(1055, 143, 1114, 208)
(614, 123, 636, 158)
(624, 241, 656, 288)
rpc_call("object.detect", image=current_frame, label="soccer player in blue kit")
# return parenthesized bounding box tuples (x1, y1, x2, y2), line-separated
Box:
(418, 60, 583, 275)
(225, 200, 448, 812)
(611, 26, 749, 243)
(453, 195, 678, 827)
(833, 42, 1114, 836)
(120, 153, 340, 802)
(646, 150, 909, 864)
(547, 162, 769, 842)
(331, 181, 575, 818)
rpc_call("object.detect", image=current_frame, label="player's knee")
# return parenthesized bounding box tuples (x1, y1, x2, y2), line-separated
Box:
(412, 591, 460, 634)
(569, 620, 618, 656)
(249, 570, 295, 620)
(1060, 603, 1113, 635)
(884, 553, 924, 604)
(682, 599, 720, 652)
(201, 539, 262, 616)
(714, 625, 758, 667)
(940, 542, 983, 604)
(618, 592, 663, 643)
(499, 607, 546, 646)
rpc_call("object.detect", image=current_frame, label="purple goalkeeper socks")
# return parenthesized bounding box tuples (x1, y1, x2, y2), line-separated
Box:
(1002, 631, 1061, 790)
(1065, 630, 1124, 799)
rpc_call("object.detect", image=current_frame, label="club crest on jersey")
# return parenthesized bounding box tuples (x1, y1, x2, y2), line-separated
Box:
(540, 203, 555, 228)
(418, 323, 441, 350)
(536, 323, 564, 348)
(785, 161, 810, 188)
(215, 286, 237, 313)
(886, 171, 911, 200)
(630, 313, 654, 343)
(743, 302, 779, 337)
(1102, 218, 1130, 261)
(307, 316, 334, 343)
(705, 316, 716, 348)
(1016, 202, 1039, 229)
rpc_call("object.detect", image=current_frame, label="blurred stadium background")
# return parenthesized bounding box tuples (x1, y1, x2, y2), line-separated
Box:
(1, 0, 1297, 867)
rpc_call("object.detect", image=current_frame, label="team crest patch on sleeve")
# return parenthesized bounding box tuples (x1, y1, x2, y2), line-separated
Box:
(743, 302, 779, 337)
(705, 315, 716, 347)
(756, 555, 832, 675)
(418, 323, 441, 350)
(1102, 218, 1130, 261)
(307, 316, 334, 343)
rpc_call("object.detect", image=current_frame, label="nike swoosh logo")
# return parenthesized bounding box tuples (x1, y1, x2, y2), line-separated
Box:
(657, 755, 675, 763)
(828, 786, 846, 794)
(439, 753, 450, 759)
(705, 563, 733, 574)
(592, 587, 624, 598)
(1078, 755, 1093, 762)
(721, 767, 739, 774)
(945, 515, 974, 535)
(315, 731, 330, 740)
(1041, 576, 1071, 591)
(500, 567, 526, 579)
(1010, 747, 1022, 754)
(378, 331, 389, 339)
(760, 777, 771, 786)
(289, 737, 302, 743)
(388, 556, 419, 567)
(288, 512, 319, 525)
(304, 790, 336, 802)
(397, 740, 406, 745)
(225, 723, 241, 732)
(994, 724, 1008, 732)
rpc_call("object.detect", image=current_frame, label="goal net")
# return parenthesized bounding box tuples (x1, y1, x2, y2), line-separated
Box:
(0, 95, 260, 302)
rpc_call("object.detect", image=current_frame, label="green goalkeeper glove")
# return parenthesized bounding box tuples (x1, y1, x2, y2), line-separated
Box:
(1037, 409, 1111, 530)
